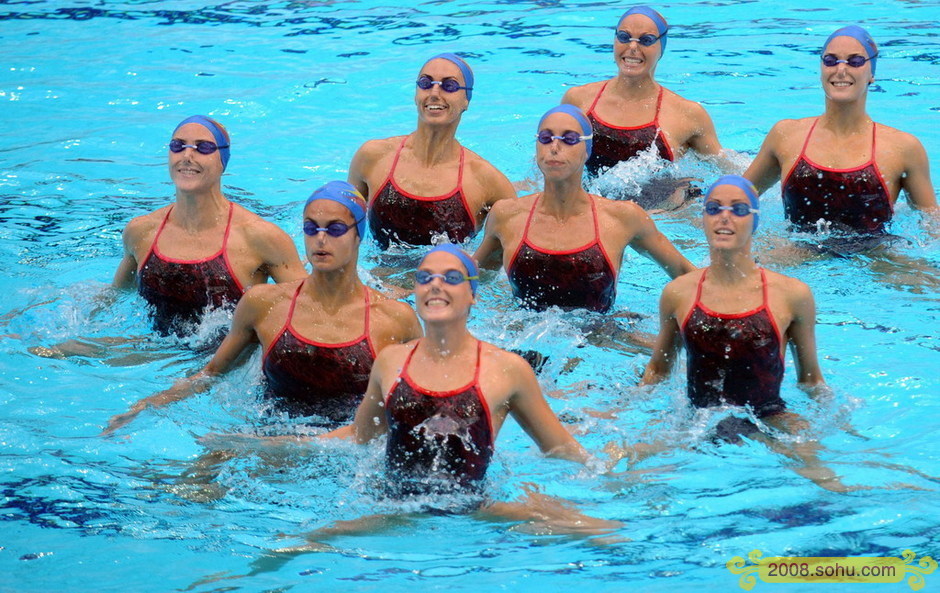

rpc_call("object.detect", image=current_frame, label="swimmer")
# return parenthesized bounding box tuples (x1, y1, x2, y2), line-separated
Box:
(334, 245, 587, 489)
(745, 25, 938, 237)
(474, 105, 694, 314)
(113, 116, 306, 336)
(347, 53, 515, 249)
(638, 175, 850, 491)
(562, 6, 725, 208)
(103, 181, 422, 435)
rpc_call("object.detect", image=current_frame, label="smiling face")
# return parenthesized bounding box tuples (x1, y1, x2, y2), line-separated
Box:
(536, 111, 588, 182)
(821, 35, 873, 102)
(613, 13, 662, 77)
(414, 58, 468, 125)
(414, 250, 475, 323)
(703, 185, 755, 252)
(168, 122, 224, 194)
(302, 199, 360, 272)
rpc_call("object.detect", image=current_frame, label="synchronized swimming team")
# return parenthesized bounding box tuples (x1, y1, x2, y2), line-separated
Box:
(99, 8, 937, 502)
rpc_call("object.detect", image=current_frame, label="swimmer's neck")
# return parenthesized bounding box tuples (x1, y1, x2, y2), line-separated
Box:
(821, 97, 871, 134)
(611, 73, 659, 99)
(541, 178, 589, 215)
(707, 249, 759, 284)
(410, 123, 462, 166)
(172, 186, 228, 230)
(304, 266, 363, 310)
(419, 325, 476, 361)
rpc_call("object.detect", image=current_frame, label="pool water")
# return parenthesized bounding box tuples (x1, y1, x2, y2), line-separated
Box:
(2, 1, 939, 591)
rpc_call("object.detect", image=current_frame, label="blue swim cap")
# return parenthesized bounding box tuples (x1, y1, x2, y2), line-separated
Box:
(426, 53, 474, 102)
(705, 175, 760, 232)
(618, 6, 669, 54)
(538, 104, 593, 158)
(420, 244, 479, 296)
(173, 115, 231, 171)
(823, 25, 878, 77)
(304, 180, 368, 239)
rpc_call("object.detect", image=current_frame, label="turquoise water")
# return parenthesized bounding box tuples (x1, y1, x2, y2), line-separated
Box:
(2, 1, 939, 591)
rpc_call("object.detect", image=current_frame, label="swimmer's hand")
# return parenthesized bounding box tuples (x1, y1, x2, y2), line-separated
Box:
(101, 374, 213, 436)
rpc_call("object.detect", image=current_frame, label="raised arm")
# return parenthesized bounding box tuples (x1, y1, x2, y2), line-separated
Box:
(898, 134, 939, 219)
(473, 201, 508, 271)
(784, 279, 825, 390)
(343, 349, 395, 444)
(101, 286, 267, 435)
(627, 205, 695, 278)
(346, 139, 386, 200)
(685, 102, 723, 157)
(743, 121, 786, 195)
(641, 282, 684, 385)
(507, 355, 589, 464)
(253, 221, 306, 283)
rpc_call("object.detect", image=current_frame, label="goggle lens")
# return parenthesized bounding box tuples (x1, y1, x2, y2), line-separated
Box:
(168, 139, 226, 154)
(415, 269, 472, 286)
(303, 220, 354, 237)
(615, 30, 660, 46)
(704, 201, 753, 217)
(536, 130, 585, 145)
(821, 54, 871, 68)
(416, 75, 464, 93)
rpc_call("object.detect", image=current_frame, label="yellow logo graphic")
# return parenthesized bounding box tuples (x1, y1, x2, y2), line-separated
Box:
(727, 549, 937, 590)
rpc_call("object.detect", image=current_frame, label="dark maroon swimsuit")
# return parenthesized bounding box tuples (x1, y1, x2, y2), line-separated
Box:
(137, 203, 244, 336)
(681, 269, 786, 418)
(507, 194, 617, 313)
(782, 119, 892, 234)
(261, 282, 376, 424)
(367, 136, 477, 249)
(585, 83, 675, 176)
(384, 340, 494, 494)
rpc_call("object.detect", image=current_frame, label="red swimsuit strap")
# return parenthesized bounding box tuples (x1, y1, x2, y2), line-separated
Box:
(400, 339, 482, 397)
(587, 82, 664, 127)
(147, 201, 235, 264)
(518, 193, 603, 252)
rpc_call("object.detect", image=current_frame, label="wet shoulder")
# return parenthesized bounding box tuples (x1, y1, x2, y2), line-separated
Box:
(370, 289, 419, 325)
(243, 278, 299, 306)
(562, 80, 607, 109)
(490, 192, 536, 220)
(874, 122, 923, 152)
(763, 268, 811, 302)
(358, 135, 407, 159)
(123, 206, 167, 243)
(597, 195, 648, 226)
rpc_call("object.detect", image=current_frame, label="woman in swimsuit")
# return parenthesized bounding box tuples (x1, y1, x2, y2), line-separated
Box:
(745, 25, 937, 236)
(639, 176, 849, 491)
(113, 115, 306, 336)
(104, 181, 422, 434)
(474, 105, 693, 314)
(562, 6, 723, 208)
(342, 244, 590, 493)
(347, 54, 515, 249)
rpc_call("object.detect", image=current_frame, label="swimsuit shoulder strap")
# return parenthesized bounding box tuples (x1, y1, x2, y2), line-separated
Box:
(456, 145, 466, 181)
(588, 193, 602, 242)
(148, 205, 175, 256)
(694, 267, 708, 306)
(654, 85, 665, 117)
(799, 118, 820, 156)
(284, 280, 305, 327)
(220, 201, 235, 249)
(586, 81, 609, 115)
(759, 268, 770, 308)
(520, 193, 542, 241)
(387, 135, 410, 177)
(472, 339, 483, 384)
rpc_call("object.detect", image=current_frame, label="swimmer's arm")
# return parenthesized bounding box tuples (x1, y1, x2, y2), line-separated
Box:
(346, 139, 383, 199)
(785, 280, 826, 393)
(686, 103, 722, 157)
(100, 289, 263, 435)
(744, 122, 786, 195)
(253, 223, 306, 283)
(898, 136, 939, 224)
(473, 202, 507, 271)
(479, 161, 517, 209)
(344, 355, 391, 444)
(640, 285, 683, 385)
(509, 357, 590, 464)
(628, 208, 695, 278)
(112, 222, 143, 289)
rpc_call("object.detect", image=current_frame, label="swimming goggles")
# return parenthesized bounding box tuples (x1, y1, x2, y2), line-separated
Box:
(615, 30, 665, 46)
(821, 53, 876, 68)
(303, 220, 361, 237)
(535, 130, 593, 146)
(168, 139, 229, 154)
(703, 201, 759, 217)
(415, 269, 478, 286)
(416, 75, 472, 94)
